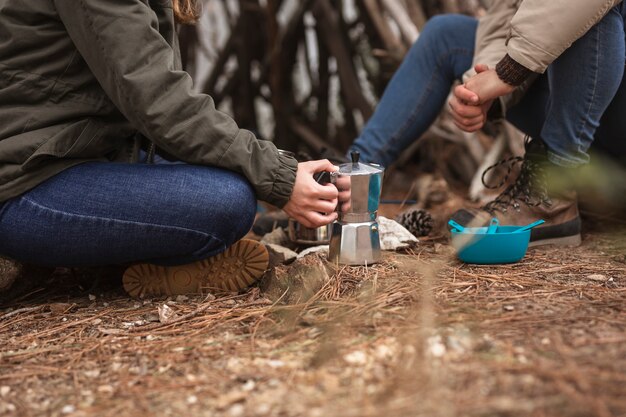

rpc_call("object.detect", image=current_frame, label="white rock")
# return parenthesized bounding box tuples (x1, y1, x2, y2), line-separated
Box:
(0, 386, 10, 396)
(260, 227, 289, 246)
(187, 395, 198, 404)
(61, 405, 76, 414)
(427, 335, 446, 358)
(587, 274, 607, 282)
(157, 304, 179, 324)
(83, 369, 100, 378)
(242, 380, 256, 392)
(378, 216, 419, 250)
(228, 404, 246, 417)
(344, 350, 367, 365)
(267, 359, 285, 368)
(297, 245, 329, 258)
(266, 244, 298, 263)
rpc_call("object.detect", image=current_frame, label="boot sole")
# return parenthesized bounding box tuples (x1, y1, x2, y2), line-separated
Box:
(528, 234, 582, 248)
(122, 239, 269, 298)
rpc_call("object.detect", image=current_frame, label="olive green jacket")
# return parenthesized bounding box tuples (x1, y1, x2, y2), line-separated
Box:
(0, 0, 297, 207)
(464, 0, 623, 114)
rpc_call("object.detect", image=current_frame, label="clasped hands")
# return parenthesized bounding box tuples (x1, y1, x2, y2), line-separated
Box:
(449, 64, 515, 133)
(284, 64, 517, 228)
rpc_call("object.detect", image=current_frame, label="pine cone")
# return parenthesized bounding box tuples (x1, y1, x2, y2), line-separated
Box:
(396, 209, 434, 237)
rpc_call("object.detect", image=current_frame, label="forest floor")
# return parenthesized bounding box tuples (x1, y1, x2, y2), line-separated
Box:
(1, 176, 625, 417)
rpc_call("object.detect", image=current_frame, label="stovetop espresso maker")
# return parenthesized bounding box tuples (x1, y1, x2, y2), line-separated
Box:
(328, 151, 384, 265)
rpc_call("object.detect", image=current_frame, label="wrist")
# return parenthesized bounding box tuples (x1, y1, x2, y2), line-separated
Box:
(495, 54, 533, 87)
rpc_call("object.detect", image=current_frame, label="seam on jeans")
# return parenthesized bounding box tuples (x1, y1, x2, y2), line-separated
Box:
(0, 201, 7, 221)
(572, 22, 601, 159)
(547, 150, 581, 168)
(20, 195, 217, 241)
(372, 48, 473, 162)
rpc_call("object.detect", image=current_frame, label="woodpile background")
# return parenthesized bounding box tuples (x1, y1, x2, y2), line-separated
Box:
(179, 0, 519, 198)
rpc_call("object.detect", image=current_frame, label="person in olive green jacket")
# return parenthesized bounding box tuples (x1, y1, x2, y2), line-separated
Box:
(0, 0, 339, 299)
(349, 0, 626, 247)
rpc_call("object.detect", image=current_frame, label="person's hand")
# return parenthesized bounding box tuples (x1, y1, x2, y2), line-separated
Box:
(464, 63, 515, 104)
(449, 84, 493, 132)
(283, 160, 339, 228)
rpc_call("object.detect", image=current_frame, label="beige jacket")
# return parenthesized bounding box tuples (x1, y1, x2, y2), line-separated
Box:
(464, 0, 623, 113)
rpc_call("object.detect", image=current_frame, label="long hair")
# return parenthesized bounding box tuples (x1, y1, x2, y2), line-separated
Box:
(172, 0, 200, 24)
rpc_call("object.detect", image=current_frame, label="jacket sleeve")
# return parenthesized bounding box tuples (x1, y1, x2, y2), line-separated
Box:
(463, 0, 532, 116)
(508, 0, 622, 73)
(52, 0, 297, 208)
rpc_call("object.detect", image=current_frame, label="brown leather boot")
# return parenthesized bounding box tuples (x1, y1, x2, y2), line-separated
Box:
(451, 139, 582, 247)
(0, 257, 54, 306)
(122, 239, 269, 298)
(0, 256, 22, 294)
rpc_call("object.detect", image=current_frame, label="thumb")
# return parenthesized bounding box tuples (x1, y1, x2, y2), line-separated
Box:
(474, 63, 489, 74)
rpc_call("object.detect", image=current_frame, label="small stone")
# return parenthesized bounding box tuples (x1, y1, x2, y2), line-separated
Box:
(92, 318, 102, 325)
(97, 385, 114, 394)
(242, 380, 256, 392)
(187, 395, 198, 404)
(83, 369, 100, 378)
(265, 244, 298, 268)
(175, 295, 189, 302)
(61, 405, 76, 414)
(503, 305, 515, 311)
(49, 303, 73, 314)
(260, 227, 289, 246)
(88, 294, 96, 301)
(427, 336, 446, 358)
(0, 386, 10, 396)
(344, 350, 367, 365)
(587, 274, 607, 282)
(255, 404, 271, 415)
(158, 304, 179, 324)
(228, 404, 246, 417)
(267, 359, 285, 368)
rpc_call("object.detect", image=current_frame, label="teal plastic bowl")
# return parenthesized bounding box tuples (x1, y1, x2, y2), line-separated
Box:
(450, 225, 531, 264)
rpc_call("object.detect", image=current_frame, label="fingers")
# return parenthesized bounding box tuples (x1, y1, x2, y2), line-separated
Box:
(454, 84, 479, 104)
(449, 95, 483, 118)
(299, 212, 338, 228)
(454, 119, 484, 132)
(316, 182, 339, 200)
(302, 159, 338, 174)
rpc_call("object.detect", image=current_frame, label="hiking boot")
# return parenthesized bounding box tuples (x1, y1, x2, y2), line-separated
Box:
(0, 256, 22, 294)
(122, 239, 269, 298)
(451, 138, 582, 247)
(0, 257, 54, 306)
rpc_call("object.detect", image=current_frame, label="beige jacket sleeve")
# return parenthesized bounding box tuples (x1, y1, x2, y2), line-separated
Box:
(462, 0, 531, 116)
(508, 0, 623, 73)
(463, 0, 519, 83)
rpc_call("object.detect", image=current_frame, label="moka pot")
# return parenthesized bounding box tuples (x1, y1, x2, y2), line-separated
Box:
(328, 151, 384, 265)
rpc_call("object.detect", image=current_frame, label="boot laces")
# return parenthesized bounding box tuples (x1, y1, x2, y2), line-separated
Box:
(481, 148, 552, 214)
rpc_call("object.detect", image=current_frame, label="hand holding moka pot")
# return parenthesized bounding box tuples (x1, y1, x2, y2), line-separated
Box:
(328, 151, 384, 265)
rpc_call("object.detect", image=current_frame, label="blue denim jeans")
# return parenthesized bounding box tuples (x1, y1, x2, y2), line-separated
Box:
(350, 6, 626, 168)
(0, 161, 257, 267)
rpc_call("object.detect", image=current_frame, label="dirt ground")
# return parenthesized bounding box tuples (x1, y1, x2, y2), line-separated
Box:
(1, 196, 625, 417)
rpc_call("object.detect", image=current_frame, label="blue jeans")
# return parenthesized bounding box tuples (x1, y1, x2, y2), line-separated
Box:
(0, 161, 257, 267)
(350, 6, 626, 168)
